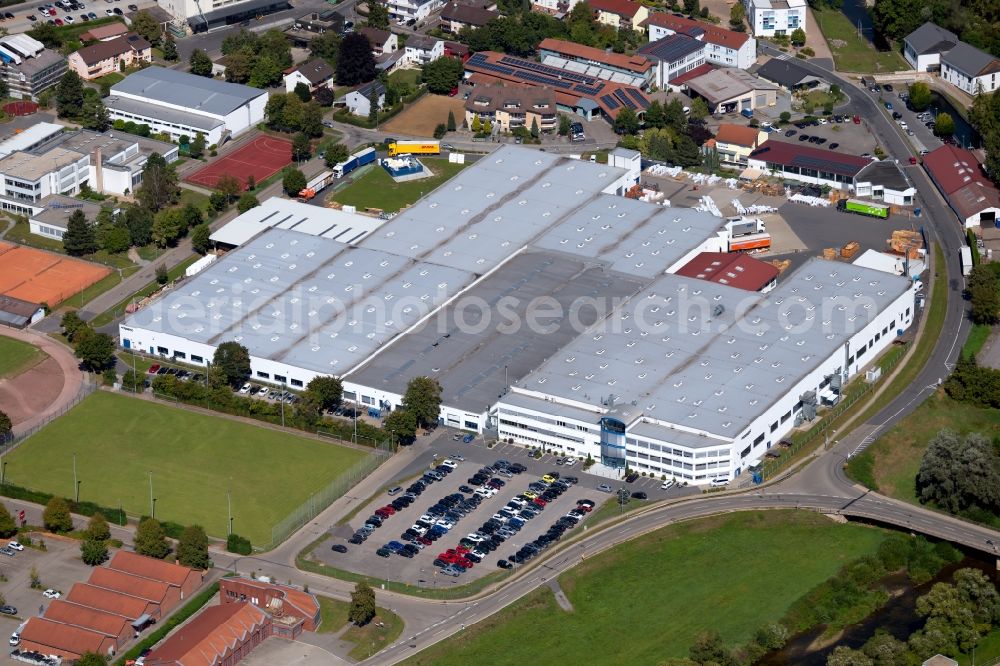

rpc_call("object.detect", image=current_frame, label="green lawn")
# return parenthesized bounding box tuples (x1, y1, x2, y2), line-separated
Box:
(5, 392, 367, 544)
(812, 6, 908, 73)
(403, 511, 888, 665)
(93, 73, 124, 89)
(963, 323, 992, 360)
(0, 337, 46, 378)
(330, 158, 468, 213)
(343, 607, 405, 661)
(846, 393, 1000, 505)
(316, 595, 350, 633)
(388, 69, 422, 90)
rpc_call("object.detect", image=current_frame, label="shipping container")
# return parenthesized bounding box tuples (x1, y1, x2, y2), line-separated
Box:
(388, 140, 441, 157)
(960, 246, 973, 276)
(837, 198, 889, 219)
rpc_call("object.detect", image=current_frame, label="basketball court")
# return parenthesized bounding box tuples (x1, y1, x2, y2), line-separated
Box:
(185, 135, 294, 190)
(0, 242, 111, 306)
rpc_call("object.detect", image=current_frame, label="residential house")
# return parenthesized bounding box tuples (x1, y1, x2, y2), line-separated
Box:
(286, 10, 347, 47)
(358, 26, 398, 55)
(941, 41, 1000, 95)
(283, 58, 335, 93)
(0, 35, 67, 101)
(340, 81, 386, 116)
(707, 123, 767, 168)
(638, 33, 707, 88)
(388, 0, 441, 22)
(79, 22, 130, 42)
(755, 57, 823, 90)
(402, 35, 444, 65)
(440, 1, 498, 32)
(537, 37, 655, 88)
(747, 139, 871, 189)
(68, 33, 152, 81)
(589, 0, 649, 32)
(684, 68, 777, 114)
(853, 159, 916, 206)
(902, 22, 957, 72)
(643, 13, 756, 69)
(743, 0, 806, 37)
(465, 83, 557, 133)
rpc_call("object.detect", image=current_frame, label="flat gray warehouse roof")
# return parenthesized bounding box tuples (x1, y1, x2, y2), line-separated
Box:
(110, 66, 265, 117)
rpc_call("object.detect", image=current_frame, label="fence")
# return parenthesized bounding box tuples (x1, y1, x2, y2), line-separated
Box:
(0, 382, 96, 451)
(264, 442, 393, 550)
(756, 342, 909, 482)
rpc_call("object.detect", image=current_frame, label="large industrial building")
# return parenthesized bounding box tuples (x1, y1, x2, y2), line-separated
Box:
(120, 146, 915, 484)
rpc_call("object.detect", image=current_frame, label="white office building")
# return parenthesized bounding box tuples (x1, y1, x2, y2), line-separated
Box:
(744, 0, 805, 37)
(104, 67, 268, 146)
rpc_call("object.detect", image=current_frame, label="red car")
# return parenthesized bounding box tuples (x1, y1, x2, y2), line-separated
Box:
(417, 536, 432, 546)
(380, 505, 396, 515)
(455, 545, 470, 555)
(54, 17, 63, 24)
(448, 87, 458, 97)
(533, 498, 547, 508)
(575, 504, 592, 513)
(456, 557, 473, 569)
(852, 114, 861, 124)
(148, 364, 160, 374)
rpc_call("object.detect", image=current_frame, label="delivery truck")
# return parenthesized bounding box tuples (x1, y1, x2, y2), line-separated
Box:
(729, 232, 771, 252)
(332, 147, 376, 178)
(387, 140, 440, 157)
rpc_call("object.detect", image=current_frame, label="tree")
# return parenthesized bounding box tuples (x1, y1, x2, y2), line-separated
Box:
(237, 192, 260, 214)
(131, 10, 162, 46)
(310, 31, 341, 64)
(916, 429, 1000, 514)
(292, 132, 312, 161)
(63, 210, 97, 256)
(934, 112, 955, 137)
(826, 646, 873, 666)
(74, 328, 115, 371)
(689, 630, 734, 665)
(613, 107, 639, 135)
(56, 70, 84, 118)
(152, 209, 184, 247)
(729, 1, 745, 28)
(367, 0, 389, 29)
(177, 525, 211, 569)
(213, 341, 251, 387)
(324, 143, 350, 168)
(530, 117, 540, 138)
(292, 82, 312, 104)
(306, 376, 343, 411)
(401, 376, 442, 428)
(226, 533, 252, 554)
(282, 167, 307, 197)
(216, 174, 243, 202)
(471, 115, 482, 133)
(908, 81, 931, 111)
(643, 100, 665, 129)
(43, 497, 73, 533)
(138, 153, 179, 210)
(559, 114, 571, 136)
(80, 536, 109, 565)
(967, 263, 1000, 325)
(336, 32, 376, 86)
(674, 133, 702, 167)
(314, 86, 335, 107)
(664, 98, 687, 131)
(189, 49, 213, 77)
(689, 97, 709, 120)
(0, 503, 17, 538)
(422, 56, 464, 94)
(434, 122, 447, 139)
(191, 223, 212, 254)
(755, 622, 789, 650)
(383, 408, 418, 443)
(74, 654, 108, 666)
(683, 0, 699, 17)
(190, 132, 206, 159)
(84, 100, 111, 132)
(134, 517, 170, 559)
(86, 513, 110, 541)
(61, 311, 86, 341)
(28, 21, 61, 49)
(790, 27, 806, 46)
(162, 34, 178, 61)
(447, 110, 457, 132)
(224, 52, 253, 84)
(301, 101, 324, 138)
(349, 581, 376, 625)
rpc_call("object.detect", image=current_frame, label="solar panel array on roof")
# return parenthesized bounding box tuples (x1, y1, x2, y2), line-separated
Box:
(575, 83, 604, 96)
(623, 87, 650, 108)
(616, 89, 637, 109)
(601, 93, 620, 109)
(499, 55, 598, 84)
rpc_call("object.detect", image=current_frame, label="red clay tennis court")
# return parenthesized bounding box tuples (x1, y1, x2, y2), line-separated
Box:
(185, 135, 294, 190)
(0, 242, 110, 306)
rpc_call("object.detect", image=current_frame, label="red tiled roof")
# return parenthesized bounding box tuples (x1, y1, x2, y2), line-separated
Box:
(80, 22, 128, 42)
(20, 617, 114, 658)
(921, 143, 992, 194)
(89, 567, 171, 603)
(714, 123, 761, 148)
(227, 578, 320, 620)
(589, 0, 641, 18)
(748, 139, 870, 178)
(67, 583, 151, 619)
(643, 13, 750, 50)
(537, 38, 654, 73)
(675, 252, 779, 291)
(109, 550, 196, 587)
(148, 603, 268, 666)
(44, 600, 132, 638)
(668, 61, 713, 86)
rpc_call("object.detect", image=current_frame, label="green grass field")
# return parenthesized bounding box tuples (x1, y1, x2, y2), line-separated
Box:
(847, 392, 1000, 505)
(813, 7, 908, 73)
(5, 392, 367, 544)
(403, 511, 888, 665)
(330, 158, 468, 213)
(0, 337, 46, 378)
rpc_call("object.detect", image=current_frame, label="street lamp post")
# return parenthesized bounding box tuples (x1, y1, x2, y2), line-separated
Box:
(73, 453, 77, 502)
(148, 471, 154, 517)
(152, 497, 157, 519)
(227, 489, 233, 536)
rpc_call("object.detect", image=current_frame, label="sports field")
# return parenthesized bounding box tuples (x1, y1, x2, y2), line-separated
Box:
(185, 135, 293, 190)
(0, 336, 46, 378)
(5, 392, 367, 544)
(403, 511, 888, 665)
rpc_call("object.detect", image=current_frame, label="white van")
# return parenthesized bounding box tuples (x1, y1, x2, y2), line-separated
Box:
(709, 478, 729, 488)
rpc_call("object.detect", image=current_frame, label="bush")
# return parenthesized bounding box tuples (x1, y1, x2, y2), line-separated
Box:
(227, 532, 252, 555)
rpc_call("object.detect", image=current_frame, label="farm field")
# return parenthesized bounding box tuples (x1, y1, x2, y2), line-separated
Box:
(381, 94, 467, 137)
(403, 511, 888, 665)
(4, 392, 367, 544)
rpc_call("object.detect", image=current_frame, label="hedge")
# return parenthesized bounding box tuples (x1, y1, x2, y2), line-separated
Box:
(115, 581, 219, 665)
(227, 533, 252, 555)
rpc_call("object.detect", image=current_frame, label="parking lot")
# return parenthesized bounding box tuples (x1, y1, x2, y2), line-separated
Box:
(313, 435, 694, 587)
(770, 115, 879, 158)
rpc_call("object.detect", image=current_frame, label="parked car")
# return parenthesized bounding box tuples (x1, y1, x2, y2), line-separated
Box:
(661, 479, 675, 490)
(0, 606, 16, 616)
(597, 483, 612, 493)
(42, 589, 60, 599)
(6, 542, 23, 551)
(625, 472, 639, 483)
(331, 544, 348, 553)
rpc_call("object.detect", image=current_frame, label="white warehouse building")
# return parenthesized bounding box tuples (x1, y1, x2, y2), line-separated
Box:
(119, 146, 914, 484)
(103, 67, 268, 146)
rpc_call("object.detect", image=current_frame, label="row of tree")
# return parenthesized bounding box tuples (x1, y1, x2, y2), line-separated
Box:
(916, 428, 1000, 518)
(265, 93, 326, 137)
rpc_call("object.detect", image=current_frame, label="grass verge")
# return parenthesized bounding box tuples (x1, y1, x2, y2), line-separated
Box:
(115, 581, 219, 665)
(812, 6, 908, 73)
(962, 323, 991, 360)
(343, 607, 405, 660)
(329, 158, 468, 213)
(57, 270, 124, 311)
(316, 595, 350, 633)
(4, 391, 367, 543)
(0, 337, 47, 378)
(401, 511, 888, 664)
(90, 254, 200, 327)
